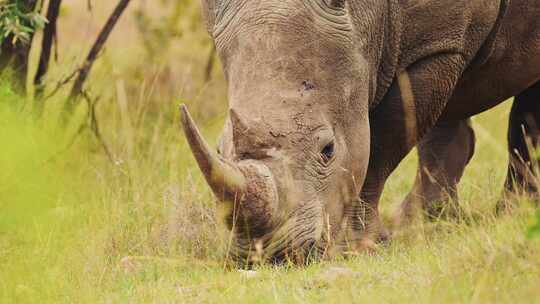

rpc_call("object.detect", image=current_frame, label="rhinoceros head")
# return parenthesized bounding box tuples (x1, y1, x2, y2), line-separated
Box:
(183, 0, 375, 264)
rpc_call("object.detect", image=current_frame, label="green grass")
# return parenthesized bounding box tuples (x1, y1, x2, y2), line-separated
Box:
(1, 2, 540, 302)
(1, 81, 539, 303)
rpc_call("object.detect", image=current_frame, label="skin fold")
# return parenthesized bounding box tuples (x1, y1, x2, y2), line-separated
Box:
(182, 0, 540, 265)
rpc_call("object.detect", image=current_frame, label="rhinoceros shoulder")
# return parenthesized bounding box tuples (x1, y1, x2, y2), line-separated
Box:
(397, 0, 505, 68)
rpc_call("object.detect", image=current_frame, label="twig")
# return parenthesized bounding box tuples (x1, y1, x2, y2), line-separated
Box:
(45, 91, 114, 164)
(83, 91, 114, 162)
(42, 68, 80, 101)
(44, 48, 106, 102)
(64, 0, 132, 115)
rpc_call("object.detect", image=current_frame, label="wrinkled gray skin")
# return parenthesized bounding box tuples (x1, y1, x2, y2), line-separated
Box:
(399, 81, 540, 223)
(181, 0, 540, 265)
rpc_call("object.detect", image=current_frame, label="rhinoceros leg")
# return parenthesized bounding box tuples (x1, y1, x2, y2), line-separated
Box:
(395, 119, 475, 225)
(359, 53, 467, 245)
(499, 81, 540, 211)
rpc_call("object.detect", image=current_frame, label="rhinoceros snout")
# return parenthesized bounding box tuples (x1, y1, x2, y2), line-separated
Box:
(180, 105, 280, 230)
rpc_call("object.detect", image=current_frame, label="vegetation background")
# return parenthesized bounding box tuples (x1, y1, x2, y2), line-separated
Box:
(0, 0, 539, 303)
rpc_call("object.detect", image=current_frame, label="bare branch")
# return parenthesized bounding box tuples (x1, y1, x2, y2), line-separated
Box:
(64, 0, 132, 115)
(83, 91, 114, 162)
(46, 90, 114, 163)
(43, 68, 80, 101)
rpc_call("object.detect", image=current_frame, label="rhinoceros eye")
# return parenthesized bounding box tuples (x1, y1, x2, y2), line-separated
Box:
(321, 141, 335, 163)
(324, 0, 346, 9)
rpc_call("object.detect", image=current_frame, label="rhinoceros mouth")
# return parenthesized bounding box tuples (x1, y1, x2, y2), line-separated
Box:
(228, 199, 329, 265)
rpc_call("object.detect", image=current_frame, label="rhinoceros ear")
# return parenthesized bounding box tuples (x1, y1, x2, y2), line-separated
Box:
(324, 0, 346, 9)
(201, 0, 218, 32)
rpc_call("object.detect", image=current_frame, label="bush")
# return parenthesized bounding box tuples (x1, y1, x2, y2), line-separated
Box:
(0, 0, 46, 44)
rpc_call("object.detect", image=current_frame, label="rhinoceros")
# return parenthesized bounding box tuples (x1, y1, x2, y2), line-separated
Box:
(180, 0, 540, 264)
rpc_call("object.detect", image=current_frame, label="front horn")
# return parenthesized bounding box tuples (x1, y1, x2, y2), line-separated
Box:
(180, 105, 246, 201)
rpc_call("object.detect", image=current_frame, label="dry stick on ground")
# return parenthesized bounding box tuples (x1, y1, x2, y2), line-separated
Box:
(34, 0, 63, 115)
(63, 0, 132, 116)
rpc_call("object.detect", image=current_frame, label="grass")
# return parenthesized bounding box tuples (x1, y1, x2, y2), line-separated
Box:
(1, 1, 540, 303)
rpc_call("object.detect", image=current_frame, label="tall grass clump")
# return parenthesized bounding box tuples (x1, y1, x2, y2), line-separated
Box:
(0, 80, 89, 302)
(0, 73, 227, 302)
